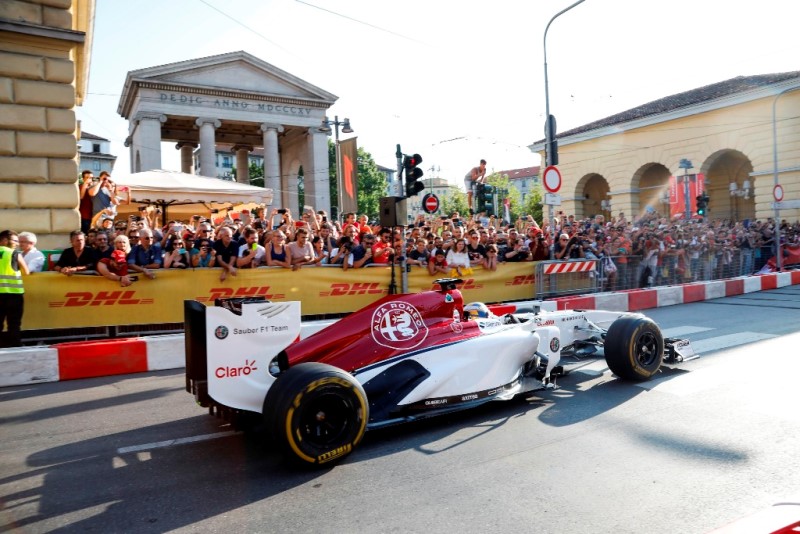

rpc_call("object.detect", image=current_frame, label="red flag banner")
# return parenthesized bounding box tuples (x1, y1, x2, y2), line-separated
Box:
(339, 137, 359, 214)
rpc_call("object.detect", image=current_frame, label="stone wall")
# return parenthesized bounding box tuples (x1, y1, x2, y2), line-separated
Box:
(0, 0, 93, 250)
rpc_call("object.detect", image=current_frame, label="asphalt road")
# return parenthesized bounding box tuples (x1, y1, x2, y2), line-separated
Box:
(2, 286, 799, 533)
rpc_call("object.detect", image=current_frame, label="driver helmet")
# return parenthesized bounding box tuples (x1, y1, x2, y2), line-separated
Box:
(464, 302, 491, 320)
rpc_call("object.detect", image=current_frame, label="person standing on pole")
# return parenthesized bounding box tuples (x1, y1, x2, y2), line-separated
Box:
(0, 230, 29, 348)
(464, 159, 487, 214)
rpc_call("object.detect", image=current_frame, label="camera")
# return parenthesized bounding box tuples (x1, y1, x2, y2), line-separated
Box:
(278, 209, 287, 215)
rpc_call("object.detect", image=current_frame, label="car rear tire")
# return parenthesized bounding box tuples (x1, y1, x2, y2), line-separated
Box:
(604, 315, 664, 381)
(263, 363, 368, 466)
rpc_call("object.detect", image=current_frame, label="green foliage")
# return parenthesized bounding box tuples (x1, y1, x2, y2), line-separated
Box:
(328, 141, 388, 221)
(488, 171, 544, 225)
(520, 189, 544, 225)
(231, 161, 265, 187)
(440, 189, 469, 217)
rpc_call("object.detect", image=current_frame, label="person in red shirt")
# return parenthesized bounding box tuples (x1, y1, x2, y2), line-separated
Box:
(371, 228, 394, 265)
(79, 170, 94, 234)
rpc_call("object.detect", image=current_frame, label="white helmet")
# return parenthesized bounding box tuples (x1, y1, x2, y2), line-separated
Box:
(464, 302, 491, 320)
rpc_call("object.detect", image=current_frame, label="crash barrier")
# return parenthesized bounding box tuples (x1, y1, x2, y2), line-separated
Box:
(5, 270, 800, 388)
(0, 319, 338, 387)
(535, 259, 599, 298)
(19, 262, 541, 331)
(550, 270, 800, 312)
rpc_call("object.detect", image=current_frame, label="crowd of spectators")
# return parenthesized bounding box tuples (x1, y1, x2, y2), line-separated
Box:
(10, 172, 800, 293)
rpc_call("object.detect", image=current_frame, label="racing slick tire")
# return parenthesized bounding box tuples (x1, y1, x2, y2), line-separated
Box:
(263, 363, 368, 466)
(604, 315, 664, 381)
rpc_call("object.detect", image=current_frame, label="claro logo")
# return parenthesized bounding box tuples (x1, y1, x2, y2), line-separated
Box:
(215, 359, 257, 378)
(320, 283, 387, 297)
(505, 275, 535, 286)
(48, 291, 152, 307)
(196, 287, 285, 303)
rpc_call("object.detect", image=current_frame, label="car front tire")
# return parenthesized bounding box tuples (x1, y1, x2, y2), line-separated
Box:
(604, 315, 664, 381)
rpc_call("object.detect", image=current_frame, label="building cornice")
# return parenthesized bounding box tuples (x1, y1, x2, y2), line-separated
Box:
(529, 77, 800, 152)
(119, 80, 331, 119)
(0, 19, 85, 42)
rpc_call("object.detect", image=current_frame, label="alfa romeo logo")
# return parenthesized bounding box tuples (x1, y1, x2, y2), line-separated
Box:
(214, 325, 229, 340)
(549, 337, 560, 352)
(371, 301, 428, 350)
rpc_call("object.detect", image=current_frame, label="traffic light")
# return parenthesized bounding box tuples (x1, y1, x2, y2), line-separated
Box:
(403, 153, 424, 197)
(696, 193, 709, 217)
(476, 183, 495, 215)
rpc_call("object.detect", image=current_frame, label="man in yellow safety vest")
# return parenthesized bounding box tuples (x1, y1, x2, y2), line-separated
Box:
(0, 230, 29, 348)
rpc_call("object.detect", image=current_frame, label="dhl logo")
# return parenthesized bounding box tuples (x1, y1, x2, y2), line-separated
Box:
(196, 286, 284, 303)
(320, 283, 387, 297)
(505, 275, 536, 286)
(428, 279, 484, 291)
(49, 291, 153, 307)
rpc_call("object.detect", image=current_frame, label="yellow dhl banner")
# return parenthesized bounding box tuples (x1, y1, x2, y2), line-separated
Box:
(21, 263, 539, 330)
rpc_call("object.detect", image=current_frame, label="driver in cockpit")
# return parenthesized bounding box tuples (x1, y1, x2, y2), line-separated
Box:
(463, 302, 493, 322)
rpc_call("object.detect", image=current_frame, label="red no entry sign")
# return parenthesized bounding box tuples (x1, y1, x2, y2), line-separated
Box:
(543, 165, 562, 193)
(422, 193, 439, 214)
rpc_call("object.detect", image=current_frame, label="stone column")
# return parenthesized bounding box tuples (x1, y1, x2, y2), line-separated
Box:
(304, 128, 332, 216)
(260, 123, 284, 203)
(232, 145, 253, 184)
(195, 118, 221, 178)
(132, 113, 166, 172)
(176, 141, 198, 174)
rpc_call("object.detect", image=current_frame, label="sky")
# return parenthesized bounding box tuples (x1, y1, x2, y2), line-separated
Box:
(77, 0, 798, 186)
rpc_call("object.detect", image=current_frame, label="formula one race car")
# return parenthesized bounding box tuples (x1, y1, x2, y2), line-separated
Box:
(184, 279, 695, 466)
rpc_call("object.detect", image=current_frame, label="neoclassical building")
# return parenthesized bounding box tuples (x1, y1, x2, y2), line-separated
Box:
(529, 72, 800, 223)
(117, 51, 337, 213)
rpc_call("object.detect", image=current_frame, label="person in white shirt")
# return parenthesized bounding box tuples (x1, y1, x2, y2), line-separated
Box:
(237, 227, 266, 268)
(446, 238, 472, 278)
(17, 232, 45, 272)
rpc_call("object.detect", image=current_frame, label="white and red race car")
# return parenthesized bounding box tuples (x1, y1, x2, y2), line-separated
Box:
(184, 279, 695, 466)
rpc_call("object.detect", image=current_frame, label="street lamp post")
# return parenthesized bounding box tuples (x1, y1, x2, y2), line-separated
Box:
(319, 115, 354, 221)
(678, 158, 694, 221)
(543, 0, 586, 252)
(771, 86, 799, 272)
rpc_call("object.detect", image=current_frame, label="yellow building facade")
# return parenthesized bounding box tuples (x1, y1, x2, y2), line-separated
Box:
(530, 73, 800, 224)
(0, 0, 95, 249)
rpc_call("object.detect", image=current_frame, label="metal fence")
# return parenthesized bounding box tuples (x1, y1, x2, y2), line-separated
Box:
(535, 259, 600, 298)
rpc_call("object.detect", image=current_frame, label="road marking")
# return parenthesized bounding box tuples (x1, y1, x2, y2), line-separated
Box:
(117, 431, 238, 454)
(661, 325, 713, 337)
(687, 331, 776, 354)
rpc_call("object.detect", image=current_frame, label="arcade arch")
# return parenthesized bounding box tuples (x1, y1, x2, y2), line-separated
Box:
(700, 149, 755, 221)
(575, 173, 610, 219)
(633, 163, 671, 219)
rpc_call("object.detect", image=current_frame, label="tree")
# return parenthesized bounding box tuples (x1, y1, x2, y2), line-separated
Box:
(328, 141, 388, 221)
(440, 189, 469, 218)
(231, 161, 265, 187)
(520, 189, 544, 225)
(485, 172, 520, 222)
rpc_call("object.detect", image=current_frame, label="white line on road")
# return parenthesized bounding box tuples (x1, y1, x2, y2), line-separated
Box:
(117, 431, 238, 455)
(688, 331, 776, 354)
(661, 325, 713, 337)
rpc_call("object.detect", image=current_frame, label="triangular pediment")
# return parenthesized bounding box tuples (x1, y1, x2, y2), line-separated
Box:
(119, 51, 336, 117)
